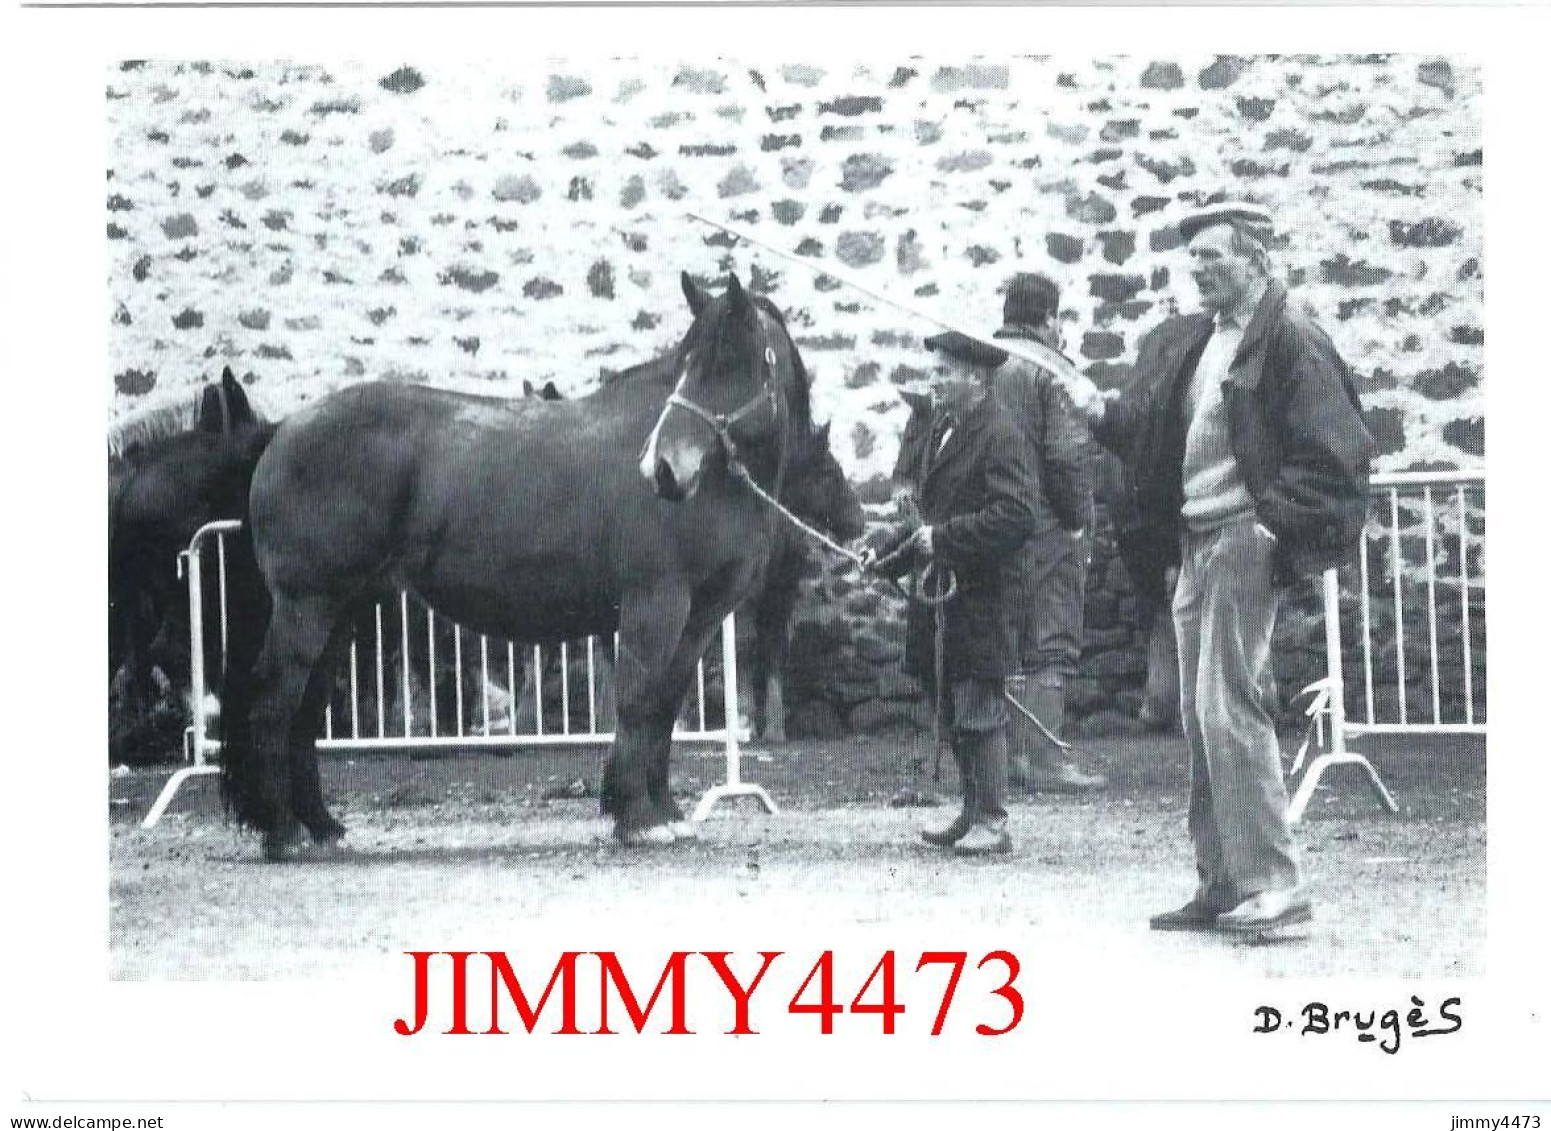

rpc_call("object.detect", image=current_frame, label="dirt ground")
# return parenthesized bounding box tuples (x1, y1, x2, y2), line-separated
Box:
(108, 729, 1485, 980)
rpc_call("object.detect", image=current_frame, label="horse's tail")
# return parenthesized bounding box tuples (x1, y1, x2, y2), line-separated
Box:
(216, 526, 275, 830)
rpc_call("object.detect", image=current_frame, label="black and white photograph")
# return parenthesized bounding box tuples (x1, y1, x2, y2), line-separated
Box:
(103, 51, 1485, 974)
(4, 3, 1549, 1125)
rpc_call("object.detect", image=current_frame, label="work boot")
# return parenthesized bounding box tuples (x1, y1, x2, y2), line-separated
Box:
(1014, 676, 1108, 793)
(953, 728, 1012, 855)
(921, 740, 975, 847)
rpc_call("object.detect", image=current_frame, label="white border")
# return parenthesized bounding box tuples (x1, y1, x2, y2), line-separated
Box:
(1, 4, 1547, 1123)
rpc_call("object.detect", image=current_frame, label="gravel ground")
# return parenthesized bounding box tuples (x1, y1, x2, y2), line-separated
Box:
(108, 730, 1485, 980)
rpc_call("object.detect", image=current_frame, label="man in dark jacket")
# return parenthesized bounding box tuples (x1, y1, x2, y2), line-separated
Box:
(873, 331, 1041, 855)
(990, 273, 1108, 793)
(1068, 201, 1374, 933)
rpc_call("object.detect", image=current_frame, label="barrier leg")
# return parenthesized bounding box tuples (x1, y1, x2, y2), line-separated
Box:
(1289, 570, 1398, 822)
(141, 762, 220, 829)
(691, 615, 777, 821)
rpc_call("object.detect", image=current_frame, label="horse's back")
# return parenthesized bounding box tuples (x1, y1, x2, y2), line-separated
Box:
(248, 381, 667, 634)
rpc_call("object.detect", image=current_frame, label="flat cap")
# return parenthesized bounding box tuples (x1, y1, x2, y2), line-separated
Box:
(924, 330, 1009, 370)
(1178, 201, 1274, 243)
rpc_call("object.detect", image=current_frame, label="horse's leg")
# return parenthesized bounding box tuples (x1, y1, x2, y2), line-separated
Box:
(604, 586, 691, 845)
(753, 570, 798, 744)
(247, 591, 343, 861)
(644, 605, 736, 836)
(286, 610, 363, 847)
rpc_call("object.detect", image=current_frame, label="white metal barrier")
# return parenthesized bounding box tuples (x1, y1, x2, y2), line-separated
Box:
(1290, 470, 1486, 820)
(141, 520, 774, 827)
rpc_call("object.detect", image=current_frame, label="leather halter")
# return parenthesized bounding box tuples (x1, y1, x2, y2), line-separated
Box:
(661, 313, 783, 470)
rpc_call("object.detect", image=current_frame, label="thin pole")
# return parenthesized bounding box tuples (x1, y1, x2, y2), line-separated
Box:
(684, 211, 1084, 385)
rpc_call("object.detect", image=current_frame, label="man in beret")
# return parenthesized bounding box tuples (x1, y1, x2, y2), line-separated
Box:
(873, 330, 1041, 854)
(990, 273, 1108, 794)
(1061, 200, 1375, 933)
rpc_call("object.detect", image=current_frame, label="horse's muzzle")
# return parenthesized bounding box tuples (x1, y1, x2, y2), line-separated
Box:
(653, 456, 688, 502)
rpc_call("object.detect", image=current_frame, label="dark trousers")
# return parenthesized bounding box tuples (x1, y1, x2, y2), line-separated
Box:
(1005, 528, 1087, 684)
(947, 679, 1008, 821)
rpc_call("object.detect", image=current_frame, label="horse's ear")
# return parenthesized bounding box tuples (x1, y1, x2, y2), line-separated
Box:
(681, 271, 711, 317)
(541, 380, 562, 401)
(523, 379, 535, 397)
(725, 273, 751, 318)
(221, 365, 256, 426)
(901, 389, 929, 412)
(816, 420, 831, 445)
(197, 384, 225, 434)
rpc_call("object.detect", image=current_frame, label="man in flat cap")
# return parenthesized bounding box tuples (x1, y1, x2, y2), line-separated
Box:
(990, 273, 1108, 794)
(874, 330, 1040, 855)
(1062, 200, 1374, 933)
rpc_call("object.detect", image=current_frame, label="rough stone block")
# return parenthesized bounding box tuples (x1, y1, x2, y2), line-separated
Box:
(1236, 96, 1277, 121)
(931, 64, 1009, 92)
(1263, 128, 1313, 152)
(1364, 405, 1406, 456)
(114, 368, 156, 396)
(1417, 59, 1455, 98)
(1389, 217, 1463, 248)
(841, 153, 894, 191)
(379, 66, 425, 95)
(1410, 361, 1477, 400)
(1066, 191, 1117, 224)
(1100, 119, 1141, 142)
(1097, 230, 1136, 264)
(1199, 56, 1250, 90)
(1140, 61, 1184, 90)
(820, 95, 882, 116)
(1135, 153, 1195, 184)
(1081, 331, 1126, 361)
(1320, 254, 1391, 286)
(1046, 232, 1085, 263)
(836, 231, 886, 267)
(1089, 273, 1146, 303)
(160, 213, 198, 239)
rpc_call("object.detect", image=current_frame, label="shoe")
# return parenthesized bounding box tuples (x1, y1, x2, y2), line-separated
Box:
(920, 811, 973, 848)
(1023, 760, 1108, 793)
(953, 819, 1012, 856)
(1214, 889, 1313, 934)
(1148, 898, 1225, 932)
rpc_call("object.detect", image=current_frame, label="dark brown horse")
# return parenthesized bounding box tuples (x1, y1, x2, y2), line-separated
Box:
(744, 420, 864, 740)
(221, 272, 817, 858)
(109, 367, 274, 734)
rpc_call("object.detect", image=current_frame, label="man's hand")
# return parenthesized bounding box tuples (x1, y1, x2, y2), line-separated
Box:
(864, 523, 933, 577)
(1046, 369, 1110, 422)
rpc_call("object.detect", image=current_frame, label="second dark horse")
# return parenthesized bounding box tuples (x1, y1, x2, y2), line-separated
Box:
(222, 273, 822, 858)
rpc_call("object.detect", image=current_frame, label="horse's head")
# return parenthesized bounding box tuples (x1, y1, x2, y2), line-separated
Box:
(784, 422, 865, 543)
(639, 272, 802, 503)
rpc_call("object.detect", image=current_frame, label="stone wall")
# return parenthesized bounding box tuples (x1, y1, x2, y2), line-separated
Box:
(106, 55, 1485, 733)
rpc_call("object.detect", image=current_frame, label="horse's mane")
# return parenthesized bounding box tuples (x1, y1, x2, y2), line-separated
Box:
(754, 296, 814, 430)
(107, 382, 271, 461)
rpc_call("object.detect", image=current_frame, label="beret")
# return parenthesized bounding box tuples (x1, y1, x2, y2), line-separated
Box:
(924, 330, 1009, 369)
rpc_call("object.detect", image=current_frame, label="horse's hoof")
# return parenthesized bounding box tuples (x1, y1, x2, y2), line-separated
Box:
(302, 837, 348, 860)
(620, 824, 676, 848)
(261, 830, 306, 863)
(668, 820, 700, 841)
